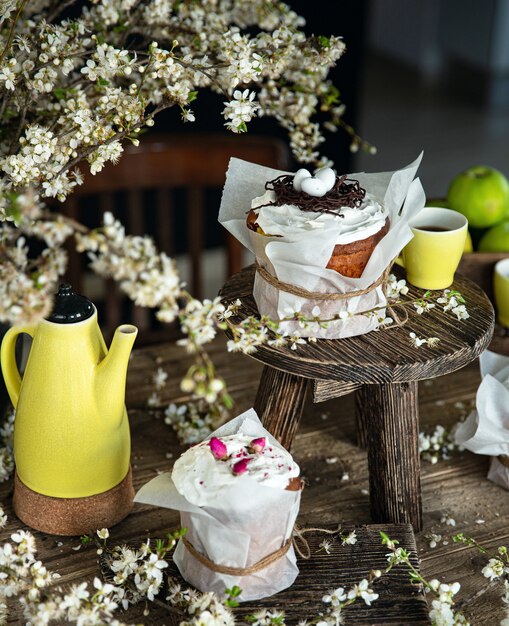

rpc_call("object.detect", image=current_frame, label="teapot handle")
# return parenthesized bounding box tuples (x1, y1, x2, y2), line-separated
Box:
(0, 326, 35, 409)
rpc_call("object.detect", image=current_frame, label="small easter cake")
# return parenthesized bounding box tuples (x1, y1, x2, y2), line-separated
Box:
(246, 167, 389, 278)
(172, 434, 301, 507)
(135, 409, 303, 601)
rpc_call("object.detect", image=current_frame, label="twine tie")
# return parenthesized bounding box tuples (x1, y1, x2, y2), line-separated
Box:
(255, 261, 408, 329)
(181, 524, 342, 576)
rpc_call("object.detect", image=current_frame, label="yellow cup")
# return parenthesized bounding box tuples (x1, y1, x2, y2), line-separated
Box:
(398, 207, 468, 290)
(494, 258, 509, 327)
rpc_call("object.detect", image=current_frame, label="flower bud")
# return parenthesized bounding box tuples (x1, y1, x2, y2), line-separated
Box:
(232, 458, 250, 475)
(209, 437, 228, 460)
(249, 437, 266, 453)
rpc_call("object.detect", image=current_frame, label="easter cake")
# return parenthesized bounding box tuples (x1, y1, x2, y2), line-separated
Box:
(246, 167, 389, 278)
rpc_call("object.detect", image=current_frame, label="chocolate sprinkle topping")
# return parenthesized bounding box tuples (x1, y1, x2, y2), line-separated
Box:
(257, 174, 367, 216)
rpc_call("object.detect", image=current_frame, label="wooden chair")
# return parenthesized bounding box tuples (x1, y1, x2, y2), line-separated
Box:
(61, 134, 291, 343)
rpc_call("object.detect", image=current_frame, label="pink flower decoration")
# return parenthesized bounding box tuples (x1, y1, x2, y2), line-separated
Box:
(249, 437, 266, 453)
(209, 437, 228, 460)
(232, 458, 251, 475)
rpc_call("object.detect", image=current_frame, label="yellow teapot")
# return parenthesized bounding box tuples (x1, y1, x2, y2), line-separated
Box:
(0, 284, 137, 534)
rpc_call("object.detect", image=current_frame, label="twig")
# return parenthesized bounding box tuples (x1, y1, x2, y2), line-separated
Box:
(150, 596, 184, 617)
(0, 91, 10, 122)
(0, 0, 28, 65)
(173, 57, 229, 96)
(42, 210, 88, 234)
(54, 102, 172, 178)
(47, 0, 80, 23)
(8, 93, 29, 153)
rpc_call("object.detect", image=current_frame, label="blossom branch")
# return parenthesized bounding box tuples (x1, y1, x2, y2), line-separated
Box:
(54, 103, 168, 179)
(0, 0, 28, 65)
(46, 0, 80, 24)
(381, 532, 469, 624)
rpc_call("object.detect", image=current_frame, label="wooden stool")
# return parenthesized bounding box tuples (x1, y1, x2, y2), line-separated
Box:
(220, 266, 494, 531)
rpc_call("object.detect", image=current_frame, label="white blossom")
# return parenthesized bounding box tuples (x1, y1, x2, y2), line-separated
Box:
(385, 274, 409, 298)
(346, 579, 379, 606)
(152, 367, 168, 390)
(223, 89, 260, 132)
(342, 531, 357, 546)
(322, 587, 347, 607)
(482, 558, 505, 581)
(318, 539, 333, 555)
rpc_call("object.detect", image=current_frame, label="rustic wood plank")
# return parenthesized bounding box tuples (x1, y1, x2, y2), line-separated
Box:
(314, 378, 362, 402)
(254, 365, 309, 451)
(128, 189, 151, 331)
(226, 232, 244, 278)
(155, 188, 174, 256)
(355, 390, 370, 449)
(219, 265, 494, 384)
(187, 186, 204, 300)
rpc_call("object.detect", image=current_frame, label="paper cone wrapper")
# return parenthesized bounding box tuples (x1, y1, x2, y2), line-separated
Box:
(488, 456, 509, 490)
(218, 155, 425, 338)
(455, 350, 509, 489)
(135, 409, 301, 601)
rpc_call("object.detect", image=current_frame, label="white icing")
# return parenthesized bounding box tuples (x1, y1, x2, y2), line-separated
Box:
(252, 190, 388, 245)
(172, 434, 300, 507)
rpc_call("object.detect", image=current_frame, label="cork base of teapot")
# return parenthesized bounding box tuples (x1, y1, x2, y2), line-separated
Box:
(13, 467, 134, 536)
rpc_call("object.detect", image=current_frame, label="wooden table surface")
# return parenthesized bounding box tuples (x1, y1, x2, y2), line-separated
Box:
(1, 332, 509, 624)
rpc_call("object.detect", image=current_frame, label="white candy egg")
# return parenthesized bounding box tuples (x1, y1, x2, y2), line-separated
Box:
(301, 177, 327, 197)
(293, 168, 312, 192)
(314, 167, 336, 192)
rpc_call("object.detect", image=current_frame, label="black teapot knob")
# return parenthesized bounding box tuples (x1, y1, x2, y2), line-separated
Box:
(47, 284, 94, 324)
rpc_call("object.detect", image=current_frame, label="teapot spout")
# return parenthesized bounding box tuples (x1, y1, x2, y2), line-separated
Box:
(95, 324, 138, 425)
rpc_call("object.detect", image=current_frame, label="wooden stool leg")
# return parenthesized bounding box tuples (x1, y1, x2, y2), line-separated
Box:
(254, 365, 309, 451)
(355, 392, 370, 449)
(356, 381, 422, 531)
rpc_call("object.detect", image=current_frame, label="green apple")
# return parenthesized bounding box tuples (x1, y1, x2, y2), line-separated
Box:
(425, 198, 449, 208)
(478, 220, 509, 252)
(447, 166, 509, 228)
(464, 230, 473, 253)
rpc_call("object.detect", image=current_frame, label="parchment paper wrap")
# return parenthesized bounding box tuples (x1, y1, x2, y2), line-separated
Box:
(218, 155, 426, 338)
(134, 409, 301, 602)
(455, 350, 509, 490)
